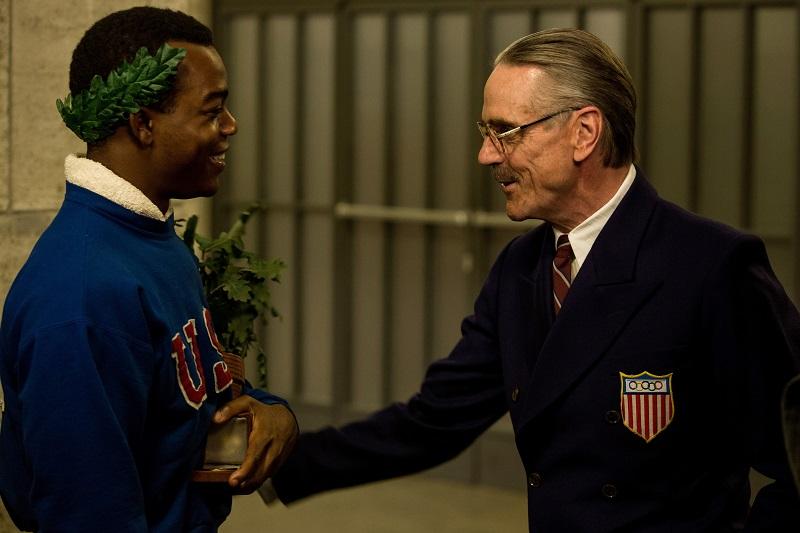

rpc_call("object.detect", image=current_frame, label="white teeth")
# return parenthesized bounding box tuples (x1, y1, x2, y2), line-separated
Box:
(211, 154, 226, 163)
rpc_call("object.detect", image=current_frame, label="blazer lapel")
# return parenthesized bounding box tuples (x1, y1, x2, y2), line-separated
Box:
(519, 173, 663, 427)
(513, 228, 555, 380)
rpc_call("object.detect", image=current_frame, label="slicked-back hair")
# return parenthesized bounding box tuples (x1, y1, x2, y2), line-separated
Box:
(495, 29, 637, 168)
(69, 6, 213, 113)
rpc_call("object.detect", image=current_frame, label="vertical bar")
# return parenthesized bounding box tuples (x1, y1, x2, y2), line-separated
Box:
(333, 3, 355, 415)
(473, 3, 491, 287)
(423, 10, 436, 367)
(381, 11, 396, 404)
(576, 6, 587, 30)
(629, 2, 647, 168)
(688, 6, 701, 213)
(796, 0, 800, 300)
(741, 4, 754, 229)
(213, 12, 233, 234)
(530, 7, 539, 34)
(292, 13, 306, 398)
(255, 15, 268, 386)
(471, 1, 490, 486)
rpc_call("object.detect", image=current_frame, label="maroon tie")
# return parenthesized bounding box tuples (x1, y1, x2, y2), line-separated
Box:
(553, 234, 574, 315)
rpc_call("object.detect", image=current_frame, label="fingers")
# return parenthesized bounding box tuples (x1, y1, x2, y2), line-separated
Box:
(213, 395, 255, 424)
(226, 403, 298, 492)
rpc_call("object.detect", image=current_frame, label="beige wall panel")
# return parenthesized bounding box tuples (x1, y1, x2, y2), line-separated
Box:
(0, 212, 54, 305)
(264, 15, 298, 205)
(0, 0, 9, 212)
(394, 13, 428, 207)
(11, 0, 86, 210)
(353, 13, 387, 205)
(302, 14, 335, 207)
(644, 9, 691, 207)
(431, 227, 471, 362)
(434, 12, 470, 210)
(226, 15, 260, 203)
(301, 215, 334, 404)
(697, 9, 744, 228)
(265, 212, 297, 398)
(11, 70, 80, 210)
(752, 8, 798, 237)
(351, 14, 388, 410)
(351, 221, 386, 410)
(488, 10, 531, 71)
(391, 225, 426, 402)
(537, 9, 577, 30)
(585, 8, 626, 61)
(94, 1, 193, 20)
(13, 0, 90, 74)
(765, 241, 795, 301)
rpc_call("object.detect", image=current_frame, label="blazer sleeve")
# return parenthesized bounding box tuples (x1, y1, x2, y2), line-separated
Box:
(272, 244, 512, 504)
(703, 235, 800, 531)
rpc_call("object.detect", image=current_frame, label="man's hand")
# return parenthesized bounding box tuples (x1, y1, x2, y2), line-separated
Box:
(213, 396, 298, 493)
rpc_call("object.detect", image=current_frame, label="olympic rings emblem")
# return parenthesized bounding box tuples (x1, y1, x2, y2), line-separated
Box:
(627, 380, 664, 391)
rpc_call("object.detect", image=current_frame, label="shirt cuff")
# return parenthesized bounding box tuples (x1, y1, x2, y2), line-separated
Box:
(258, 478, 282, 506)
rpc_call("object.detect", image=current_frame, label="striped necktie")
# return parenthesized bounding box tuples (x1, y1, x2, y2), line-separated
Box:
(552, 234, 574, 315)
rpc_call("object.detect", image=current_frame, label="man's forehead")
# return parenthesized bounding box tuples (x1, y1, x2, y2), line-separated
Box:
(482, 64, 548, 122)
(170, 41, 228, 97)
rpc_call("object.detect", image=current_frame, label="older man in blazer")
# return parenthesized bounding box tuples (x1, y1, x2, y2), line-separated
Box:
(268, 29, 800, 531)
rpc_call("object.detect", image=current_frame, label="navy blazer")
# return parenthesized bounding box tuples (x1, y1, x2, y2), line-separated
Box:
(274, 171, 800, 532)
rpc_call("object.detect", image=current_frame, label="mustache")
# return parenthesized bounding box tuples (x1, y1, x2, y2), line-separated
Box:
(492, 167, 518, 183)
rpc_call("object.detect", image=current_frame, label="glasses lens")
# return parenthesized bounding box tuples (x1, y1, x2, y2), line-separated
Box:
(476, 122, 504, 154)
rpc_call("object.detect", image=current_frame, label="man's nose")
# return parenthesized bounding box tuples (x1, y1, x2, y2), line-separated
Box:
(222, 108, 238, 136)
(477, 136, 503, 166)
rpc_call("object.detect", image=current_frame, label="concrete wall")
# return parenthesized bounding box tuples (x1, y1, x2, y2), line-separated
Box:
(0, 1, 211, 530)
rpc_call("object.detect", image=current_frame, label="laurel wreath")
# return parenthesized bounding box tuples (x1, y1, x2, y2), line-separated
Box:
(56, 43, 187, 143)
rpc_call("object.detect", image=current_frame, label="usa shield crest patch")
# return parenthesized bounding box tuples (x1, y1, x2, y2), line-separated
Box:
(620, 371, 674, 442)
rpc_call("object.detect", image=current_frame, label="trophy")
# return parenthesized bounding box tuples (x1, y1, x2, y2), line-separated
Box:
(191, 352, 250, 483)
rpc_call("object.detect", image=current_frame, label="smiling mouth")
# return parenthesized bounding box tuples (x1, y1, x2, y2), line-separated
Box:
(492, 167, 517, 190)
(209, 152, 227, 166)
(494, 176, 518, 191)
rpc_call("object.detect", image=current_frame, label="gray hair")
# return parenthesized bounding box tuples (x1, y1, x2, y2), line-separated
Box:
(495, 29, 637, 168)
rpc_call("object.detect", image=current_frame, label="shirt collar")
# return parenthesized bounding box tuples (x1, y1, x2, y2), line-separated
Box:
(64, 153, 172, 222)
(554, 164, 636, 276)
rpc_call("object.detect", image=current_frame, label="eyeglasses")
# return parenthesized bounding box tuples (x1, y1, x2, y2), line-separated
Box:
(476, 107, 578, 155)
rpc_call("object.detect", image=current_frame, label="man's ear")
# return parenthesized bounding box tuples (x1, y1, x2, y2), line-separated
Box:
(572, 107, 602, 163)
(128, 109, 155, 147)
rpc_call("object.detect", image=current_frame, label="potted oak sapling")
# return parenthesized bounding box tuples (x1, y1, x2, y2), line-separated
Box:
(180, 207, 285, 480)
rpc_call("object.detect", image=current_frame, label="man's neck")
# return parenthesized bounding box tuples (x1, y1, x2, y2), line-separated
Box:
(87, 145, 168, 214)
(554, 164, 630, 233)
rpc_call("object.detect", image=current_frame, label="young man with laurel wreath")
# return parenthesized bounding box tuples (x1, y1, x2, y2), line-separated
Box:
(0, 7, 297, 532)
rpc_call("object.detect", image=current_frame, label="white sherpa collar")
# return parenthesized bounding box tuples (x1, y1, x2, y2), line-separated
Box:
(65, 154, 172, 221)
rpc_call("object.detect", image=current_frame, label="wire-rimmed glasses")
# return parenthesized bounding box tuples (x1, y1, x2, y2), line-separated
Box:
(476, 107, 579, 155)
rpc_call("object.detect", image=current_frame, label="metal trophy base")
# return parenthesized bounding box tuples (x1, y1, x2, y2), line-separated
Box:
(192, 352, 249, 483)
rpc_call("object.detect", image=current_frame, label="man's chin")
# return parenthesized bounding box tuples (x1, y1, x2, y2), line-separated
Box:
(505, 207, 528, 222)
(173, 185, 219, 201)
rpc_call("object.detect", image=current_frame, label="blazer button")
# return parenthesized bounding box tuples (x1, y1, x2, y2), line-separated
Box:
(604, 410, 621, 424)
(601, 483, 618, 499)
(528, 472, 543, 488)
(511, 387, 520, 402)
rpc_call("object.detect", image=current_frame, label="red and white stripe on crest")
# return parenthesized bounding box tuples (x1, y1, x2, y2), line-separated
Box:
(619, 372, 674, 442)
